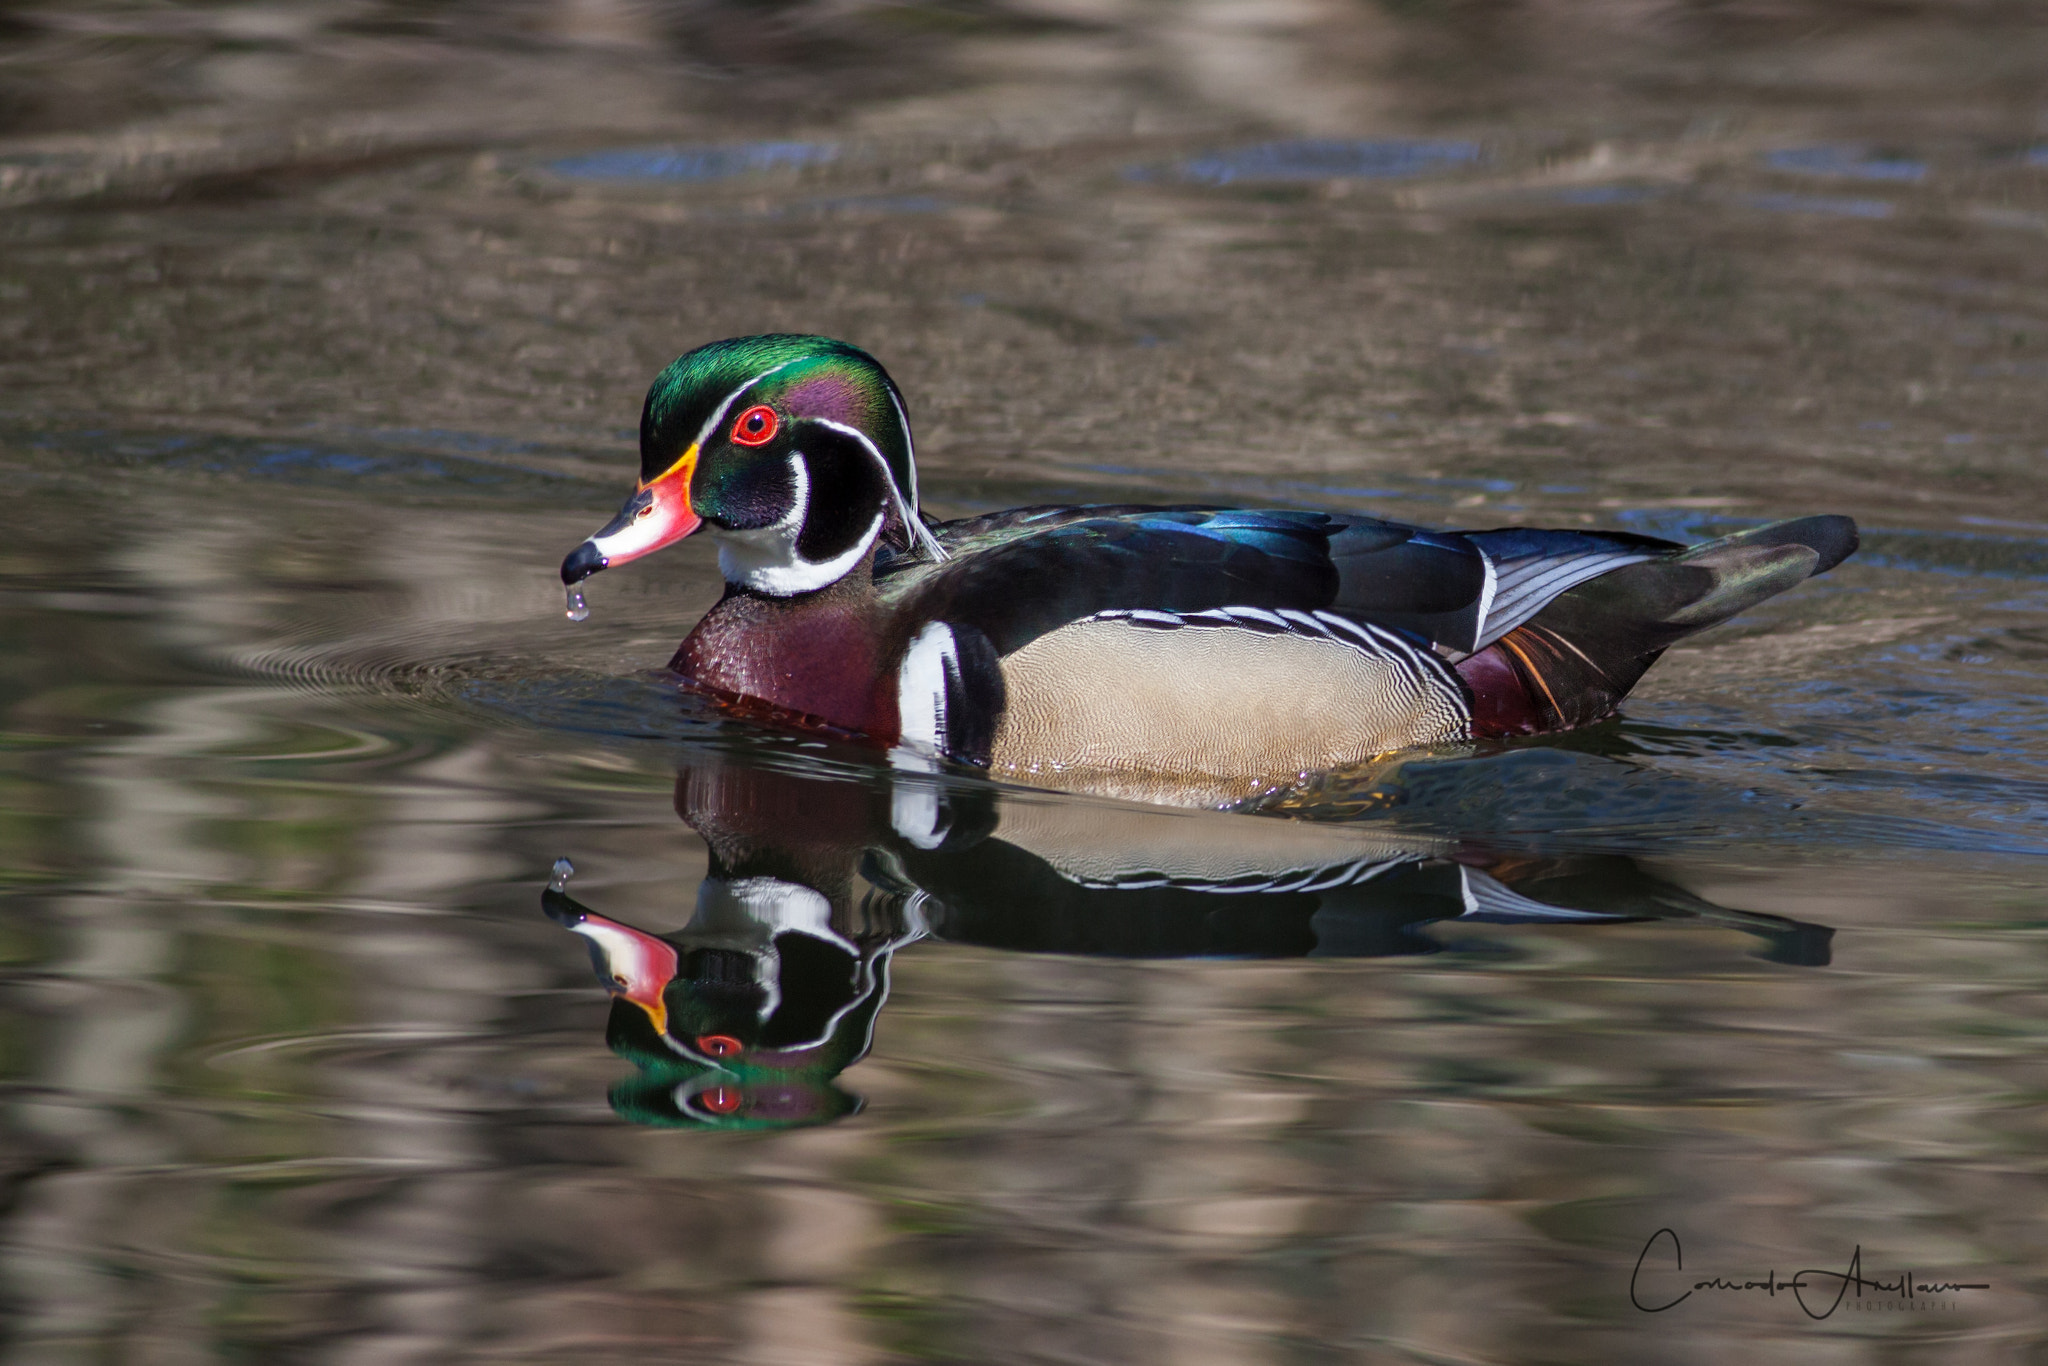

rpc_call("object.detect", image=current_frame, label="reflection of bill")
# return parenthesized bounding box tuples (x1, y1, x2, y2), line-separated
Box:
(547, 758, 1837, 1131)
(1632, 1228, 1991, 1318)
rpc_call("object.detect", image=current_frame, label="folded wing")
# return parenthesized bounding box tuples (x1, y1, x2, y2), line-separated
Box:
(897, 506, 1685, 658)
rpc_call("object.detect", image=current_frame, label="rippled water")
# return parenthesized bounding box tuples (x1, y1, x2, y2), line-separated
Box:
(3, 1, 2047, 1359)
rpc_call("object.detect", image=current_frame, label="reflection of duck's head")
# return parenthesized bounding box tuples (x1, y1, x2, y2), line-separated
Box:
(545, 857, 901, 1130)
(602, 971, 868, 1132)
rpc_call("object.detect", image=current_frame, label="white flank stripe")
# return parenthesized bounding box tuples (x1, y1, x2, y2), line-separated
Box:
(1315, 613, 1376, 647)
(896, 622, 959, 755)
(1472, 552, 1498, 651)
(1276, 608, 1324, 632)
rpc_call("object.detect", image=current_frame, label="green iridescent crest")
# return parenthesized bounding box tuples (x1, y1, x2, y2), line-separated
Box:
(638, 334, 919, 513)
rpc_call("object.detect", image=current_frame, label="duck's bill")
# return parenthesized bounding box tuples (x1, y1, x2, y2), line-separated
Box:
(558, 904, 680, 1037)
(560, 452, 702, 585)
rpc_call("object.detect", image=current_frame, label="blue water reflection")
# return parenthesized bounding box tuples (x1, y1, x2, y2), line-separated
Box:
(1162, 139, 1481, 185)
(548, 142, 838, 181)
(1741, 192, 1894, 219)
(1763, 146, 1928, 181)
(1541, 184, 1662, 205)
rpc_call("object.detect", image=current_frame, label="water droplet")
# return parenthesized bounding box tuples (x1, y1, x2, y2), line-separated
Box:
(549, 858, 575, 892)
(565, 583, 590, 622)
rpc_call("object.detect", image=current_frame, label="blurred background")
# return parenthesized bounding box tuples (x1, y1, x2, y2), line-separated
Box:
(1, 1, 2046, 1361)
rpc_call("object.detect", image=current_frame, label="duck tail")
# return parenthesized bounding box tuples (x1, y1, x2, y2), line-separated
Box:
(1458, 515, 1858, 736)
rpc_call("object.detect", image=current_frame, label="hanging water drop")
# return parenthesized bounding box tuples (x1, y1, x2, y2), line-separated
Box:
(549, 857, 575, 892)
(565, 583, 590, 622)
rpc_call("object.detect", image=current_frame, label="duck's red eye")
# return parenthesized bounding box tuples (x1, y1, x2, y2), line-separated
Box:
(700, 1085, 742, 1114)
(731, 405, 778, 446)
(696, 1033, 743, 1059)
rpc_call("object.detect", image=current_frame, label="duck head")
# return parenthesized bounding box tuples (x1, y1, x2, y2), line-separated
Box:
(561, 334, 945, 599)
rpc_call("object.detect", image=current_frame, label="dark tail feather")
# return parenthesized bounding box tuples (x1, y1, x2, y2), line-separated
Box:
(1675, 513, 1858, 576)
(1459, 516, 1857, 735)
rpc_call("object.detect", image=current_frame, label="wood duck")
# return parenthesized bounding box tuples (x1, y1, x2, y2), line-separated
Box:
(561, 335, 1859, 802)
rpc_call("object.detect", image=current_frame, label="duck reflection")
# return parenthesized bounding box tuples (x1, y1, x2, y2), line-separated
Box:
(545, 760, 1833, 1130)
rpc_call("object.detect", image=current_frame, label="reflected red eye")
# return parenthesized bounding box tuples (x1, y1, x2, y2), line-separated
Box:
(731, 405, 778, 446)
(700, 1085, 742, 1115)
(696, 1033, 743, 1058)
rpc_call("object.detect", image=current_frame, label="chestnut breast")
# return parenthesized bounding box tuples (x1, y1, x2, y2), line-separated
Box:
(671, 589, 901, 742)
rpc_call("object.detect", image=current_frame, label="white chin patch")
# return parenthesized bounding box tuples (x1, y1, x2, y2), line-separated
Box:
(714, 454, 884, 595)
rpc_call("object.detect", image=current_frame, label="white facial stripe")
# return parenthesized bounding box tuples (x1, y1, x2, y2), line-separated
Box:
(880, 381, 948, 559)
(689, 875, 852, 1030)
(810, 417, 948, 561)
(747, 508, 882, 594)
(711, 452, 886, 595)
(688, 357, 809, 462)
(659, 352, 940, 591)
(884, 382, 919, 507)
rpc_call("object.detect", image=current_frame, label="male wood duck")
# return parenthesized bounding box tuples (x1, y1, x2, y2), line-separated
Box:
(561, 335, 1858, 801)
